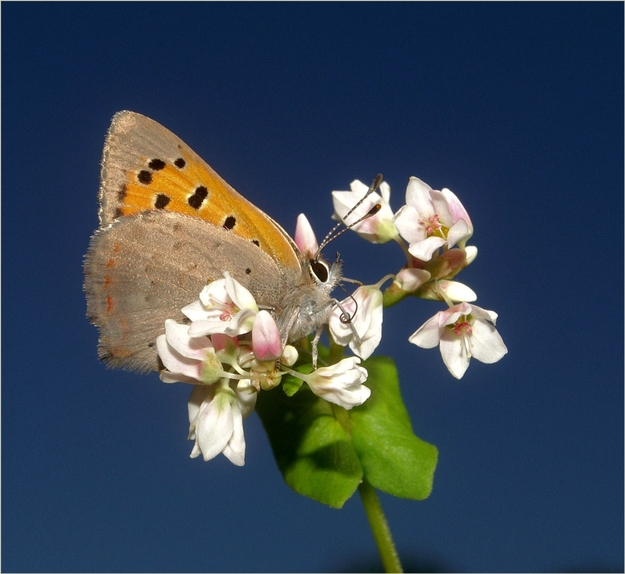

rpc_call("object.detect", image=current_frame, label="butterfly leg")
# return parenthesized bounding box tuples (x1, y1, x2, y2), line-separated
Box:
(311, 327, 323, 369)
(279, 305, 301, 351)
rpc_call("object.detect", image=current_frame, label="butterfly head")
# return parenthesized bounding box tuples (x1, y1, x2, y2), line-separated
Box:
(308, 252, 342, 291)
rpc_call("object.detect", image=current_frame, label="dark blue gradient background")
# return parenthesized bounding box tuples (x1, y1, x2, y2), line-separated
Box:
(3, 3, 623, 572)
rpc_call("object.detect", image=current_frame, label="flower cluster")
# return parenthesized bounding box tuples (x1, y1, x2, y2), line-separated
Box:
(156, 175, 507, 467)
(332, 176, 507, 379)
(156, 269, 375, 465)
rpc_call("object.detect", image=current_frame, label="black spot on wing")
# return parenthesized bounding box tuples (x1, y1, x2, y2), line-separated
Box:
(148, 158, 166, 170)
(138, 170, 152, 184)
(117, 183, 127, 202)
(188, 186, 208, 209)
(154, 194, 170, 209)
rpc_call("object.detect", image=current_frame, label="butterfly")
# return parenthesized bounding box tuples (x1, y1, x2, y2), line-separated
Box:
(84, 111, 343, 373)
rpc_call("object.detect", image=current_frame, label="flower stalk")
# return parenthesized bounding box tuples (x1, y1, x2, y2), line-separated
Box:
(358, 479, 403, 573)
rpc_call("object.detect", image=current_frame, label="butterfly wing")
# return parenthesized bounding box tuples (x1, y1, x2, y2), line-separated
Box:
(84, 211, 288, 373)
(85, 111, 310, 373)
(99, 111, 302, 277)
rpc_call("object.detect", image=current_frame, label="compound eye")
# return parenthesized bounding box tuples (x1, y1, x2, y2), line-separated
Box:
(309, 259, 329, 283)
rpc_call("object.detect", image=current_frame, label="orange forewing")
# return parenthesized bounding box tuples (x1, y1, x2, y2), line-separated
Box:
(104, 111, 301, 273)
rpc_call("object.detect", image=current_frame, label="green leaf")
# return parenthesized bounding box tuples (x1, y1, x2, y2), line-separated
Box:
(281, 371, 305, 396)
(256, 354, 437, 507)
(256, 385, 363, 508)
(351, 356, 438, 500)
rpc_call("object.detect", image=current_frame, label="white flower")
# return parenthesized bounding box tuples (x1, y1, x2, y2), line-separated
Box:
(329, 284, 383, 360)
(414, 279, 478, 303)
(156, 272, 373, 466)
(187, 379, 257, 466)
(435, 280, 477, 302)
(184, 272, 258, 338)
(394, 177, 473, 261)
(332, 179, 399, 244)
(252, 310, 283, 361)
(409, 302, 508, 379)
(302, 357, 370, 409)
(393, 267, 432, 293)
(280, 345, 299, 367)
(294, 213, 319, 258)
(156, 319, 223, 385)
(464, 245, 478, 265)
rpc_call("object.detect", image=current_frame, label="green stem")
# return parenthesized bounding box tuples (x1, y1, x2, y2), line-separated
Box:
(358, 479, 403, 573)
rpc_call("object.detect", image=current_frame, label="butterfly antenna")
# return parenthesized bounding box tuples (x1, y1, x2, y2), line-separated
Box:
(316, 173, 384, 256)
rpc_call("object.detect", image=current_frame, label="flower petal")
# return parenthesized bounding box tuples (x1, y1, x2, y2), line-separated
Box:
(395, 268, 431, 292)
(252, 310, 283, 361)
(221, 403, 245, 466)
(464, 245, 478, 265)
(224, 272, 258, 311)
(188, 385, 211, 434)
(439, 332, 470, 379)
(405, 177, 434, 213)
(446, 219, 472, 249)
(393, 204, 424, 244)
(294, 213, 319, 256)
(156, 333, 203, 382)
(235, 379, 258, 419)
(469, 318, 508, 364)
(195, 388, 235, 461)
(442, 187, 473, 232)
(181, 299, 210, 322)
(437, 280, 477, 302)
(407, 235, 446, 261)
(163, 319, 214, 361)
(306, 357, 371, 409)
(408, 315, 442, 348)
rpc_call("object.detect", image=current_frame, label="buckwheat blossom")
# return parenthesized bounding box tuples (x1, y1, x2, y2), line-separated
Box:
(156, 319, 224, 385)
(290, 356, 370, 409)
(434, 280, 477, 303)
(294, 213, 319, 257)
(329, 283, 384, 360)
(252, 310, 283, 361)
(393, 267, 432, 293)
(187, 379, 257, 466)
(332, 179, 399, 244)
(184, 272, 258, 338)
(156, 269, 377, 465)
(409, 302, 508, 379)
(394, 177, 473, 262)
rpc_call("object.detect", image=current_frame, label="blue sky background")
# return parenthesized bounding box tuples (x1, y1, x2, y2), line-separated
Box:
(3, 3, 623, 572)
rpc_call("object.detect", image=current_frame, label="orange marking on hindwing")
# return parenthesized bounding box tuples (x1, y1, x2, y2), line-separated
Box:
(112, 318, 132, 358)
(106, 244, 121, 268)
